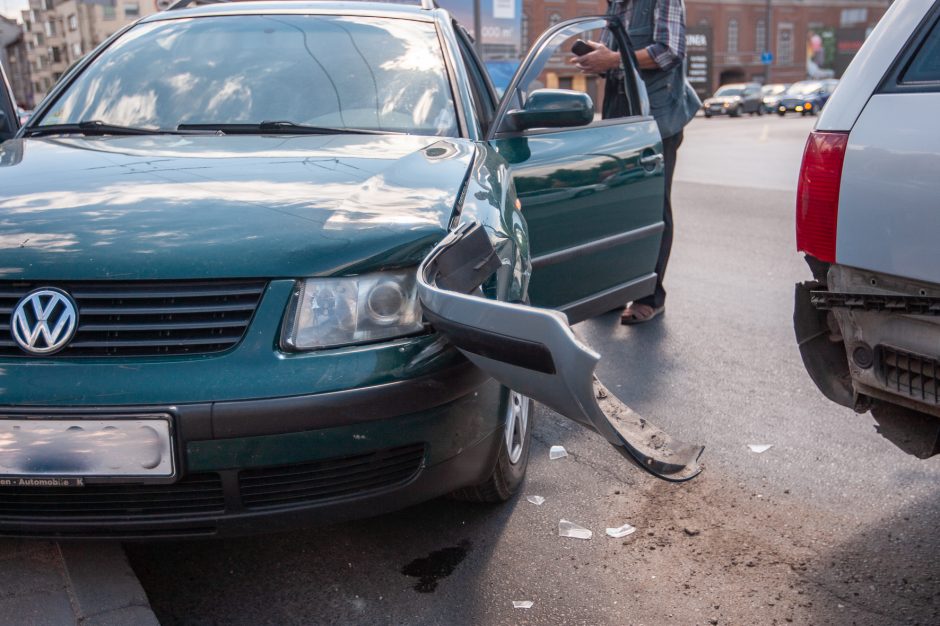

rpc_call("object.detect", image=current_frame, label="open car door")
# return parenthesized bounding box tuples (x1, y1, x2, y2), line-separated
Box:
(417, 16, 702, 481)
(0, 65, 18, 143)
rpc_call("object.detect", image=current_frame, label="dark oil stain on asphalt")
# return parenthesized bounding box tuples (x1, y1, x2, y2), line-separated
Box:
(401, 540, 472, 593)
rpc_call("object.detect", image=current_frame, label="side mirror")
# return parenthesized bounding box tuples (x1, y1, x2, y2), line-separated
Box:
(505, 89, 594, 133)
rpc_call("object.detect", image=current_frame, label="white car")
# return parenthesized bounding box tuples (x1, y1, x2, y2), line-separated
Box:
(794, 0, 940, 457)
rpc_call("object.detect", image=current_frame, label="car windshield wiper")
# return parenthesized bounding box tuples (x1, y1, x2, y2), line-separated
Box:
(23, 120, 167, 137)
(176, 121, 393, 135)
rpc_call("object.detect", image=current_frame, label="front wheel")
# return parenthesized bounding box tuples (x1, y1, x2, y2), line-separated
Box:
(450, 389, 534, 503)
(777, 111, 785, 117)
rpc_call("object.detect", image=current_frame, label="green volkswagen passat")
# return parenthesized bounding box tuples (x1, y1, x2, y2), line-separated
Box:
(0, 1, 686, 538)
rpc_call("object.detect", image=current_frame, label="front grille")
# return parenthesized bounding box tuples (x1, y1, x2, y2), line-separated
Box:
(880, 346, 940, 404)
(0, 280, 266, 357)
(239, 444, 426, 509)
(0, 473, 225, 519)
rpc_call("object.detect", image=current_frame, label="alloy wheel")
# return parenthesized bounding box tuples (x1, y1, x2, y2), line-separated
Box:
(504, 390, 530, 465)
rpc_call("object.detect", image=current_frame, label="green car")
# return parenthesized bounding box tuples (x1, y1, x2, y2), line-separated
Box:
(0, 1, 700, 538)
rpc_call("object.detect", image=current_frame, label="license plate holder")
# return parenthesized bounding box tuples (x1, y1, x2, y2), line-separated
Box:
(0, 415, 177, 484)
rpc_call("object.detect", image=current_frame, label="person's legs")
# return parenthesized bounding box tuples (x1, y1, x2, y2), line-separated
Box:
(623, 130, 683, 321)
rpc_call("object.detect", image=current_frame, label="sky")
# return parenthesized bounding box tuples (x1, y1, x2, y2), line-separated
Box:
(0, 0, 27, 21)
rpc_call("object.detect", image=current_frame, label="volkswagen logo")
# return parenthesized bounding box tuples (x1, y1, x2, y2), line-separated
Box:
(11, 289, 78, 355)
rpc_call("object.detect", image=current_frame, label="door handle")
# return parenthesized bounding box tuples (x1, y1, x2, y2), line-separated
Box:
(640, 153, 663, 168)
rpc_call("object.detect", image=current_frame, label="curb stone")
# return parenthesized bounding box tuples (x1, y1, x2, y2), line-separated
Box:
(0, 540, 159, 626)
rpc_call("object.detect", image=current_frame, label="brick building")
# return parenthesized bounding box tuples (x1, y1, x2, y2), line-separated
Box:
(521, 0, 890, 97)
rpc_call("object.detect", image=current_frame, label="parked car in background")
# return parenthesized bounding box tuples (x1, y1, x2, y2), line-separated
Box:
(794, 0, 940, 458)
(702, 82, 764, 117)
(0, 0, 701, 539)
(777, 80, 837, 116)
(0, 65, 17, 143)
(761, 83, 789, 113)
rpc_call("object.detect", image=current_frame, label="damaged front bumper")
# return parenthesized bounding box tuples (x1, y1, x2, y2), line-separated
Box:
(417, 223, 704, 482)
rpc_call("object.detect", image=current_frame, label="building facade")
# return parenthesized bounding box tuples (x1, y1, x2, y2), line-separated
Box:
(21, 0, 160, 104)
(0, 16, 33, 108)
(521, 0, 890, 97)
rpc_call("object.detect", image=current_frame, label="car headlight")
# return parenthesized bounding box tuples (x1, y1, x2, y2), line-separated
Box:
(281, 269, 424, 351)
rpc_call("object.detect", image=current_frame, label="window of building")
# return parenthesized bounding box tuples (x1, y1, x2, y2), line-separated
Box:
(72, 42, 82, 58)
(727, 18, 738, 54)
(68, 14, 78, 31)
(43, 20, 55, 37)
(840, 8, 868, 27)
(756, 19, 766, 53)
(777, 23, 793, 64)
(51, 46, 61, 63)
(124, 3, 140, 17)
(103, 4, 116, 20)
(548, 13, 562, 28)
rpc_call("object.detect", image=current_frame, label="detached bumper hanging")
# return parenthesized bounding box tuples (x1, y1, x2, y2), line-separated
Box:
(417, 222, 704, 482)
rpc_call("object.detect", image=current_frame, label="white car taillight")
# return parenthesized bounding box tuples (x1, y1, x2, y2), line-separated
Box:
(796, 131, 849, 263)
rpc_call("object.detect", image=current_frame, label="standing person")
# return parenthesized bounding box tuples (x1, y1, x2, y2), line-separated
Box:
(571, 0, 700, 324)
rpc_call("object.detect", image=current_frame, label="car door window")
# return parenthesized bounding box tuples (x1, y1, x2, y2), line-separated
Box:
(491, 17, 645, 139)
(454, 25, 498, 136)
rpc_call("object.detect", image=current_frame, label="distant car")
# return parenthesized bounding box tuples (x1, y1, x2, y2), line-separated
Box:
(794, 0, 940, 457)
(777, 80, 837, 116)
(17, 109, 32, 126)
(760, 83, 789, 113)
(702, 82, 764, 117)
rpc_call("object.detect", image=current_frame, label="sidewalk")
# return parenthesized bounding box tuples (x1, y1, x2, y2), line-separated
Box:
(0, 541, 159, 626)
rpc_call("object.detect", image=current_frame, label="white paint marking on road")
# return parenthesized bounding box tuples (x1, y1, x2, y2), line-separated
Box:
(758, 124, 770, 143)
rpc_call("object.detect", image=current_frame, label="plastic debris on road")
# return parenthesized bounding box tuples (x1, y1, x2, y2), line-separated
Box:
(748, 444, 773, 453)
(606, 523, 636, 538)
(526, 495, 545, 506)
(549, 445, 568, 460)
(558, 519, 592, 540)
(512, 601, 534, 609)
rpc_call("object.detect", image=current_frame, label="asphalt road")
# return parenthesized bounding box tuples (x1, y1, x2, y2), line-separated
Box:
(128, 115, 940, 625)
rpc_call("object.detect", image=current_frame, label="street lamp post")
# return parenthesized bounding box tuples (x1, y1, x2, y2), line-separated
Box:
(473, 0, 483, 55)
(764, 0, 772, 84)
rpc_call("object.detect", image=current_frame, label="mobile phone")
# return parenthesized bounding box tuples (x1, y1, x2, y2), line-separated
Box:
(571, 39, 595, 56)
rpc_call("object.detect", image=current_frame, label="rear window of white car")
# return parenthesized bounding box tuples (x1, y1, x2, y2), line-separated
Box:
(902, 17, 940, 83)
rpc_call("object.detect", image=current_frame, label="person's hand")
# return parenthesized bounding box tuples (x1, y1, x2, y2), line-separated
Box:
(570, 41, 621, 74)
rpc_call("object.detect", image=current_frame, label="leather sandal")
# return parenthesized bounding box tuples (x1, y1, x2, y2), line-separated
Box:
(620, 304, 664, 325)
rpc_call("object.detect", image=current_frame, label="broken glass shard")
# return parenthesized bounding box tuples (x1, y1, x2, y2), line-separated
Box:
(512, 601, 534, 609)
(748, 444, 773, 453)
(606, 523, 636, 538)
(549, 445, 568, 460)
(526, 495, 545, 506)
(558, 519, 592, 539)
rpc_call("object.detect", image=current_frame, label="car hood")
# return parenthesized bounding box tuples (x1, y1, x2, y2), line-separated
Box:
(0, 134, 474, 280)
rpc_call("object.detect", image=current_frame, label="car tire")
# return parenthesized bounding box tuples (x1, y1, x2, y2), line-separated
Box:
(730, 106, 741, 118)
(450, 388, 534, 503)
(777, 111, 785, 117)
(757, 107, 764, 116)
(704, 112, 712, 118)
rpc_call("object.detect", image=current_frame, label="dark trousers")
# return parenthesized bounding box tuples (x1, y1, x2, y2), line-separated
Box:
(636, 130, 683, 310)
